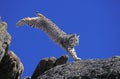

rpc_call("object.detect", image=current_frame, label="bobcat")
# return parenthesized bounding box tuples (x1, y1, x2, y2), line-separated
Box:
(16, 12, 80, 61)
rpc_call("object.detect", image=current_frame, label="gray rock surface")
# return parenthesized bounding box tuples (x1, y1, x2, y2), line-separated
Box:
(23, 77, 31, 79)
(0, 18, 24, 79)
(31, 55, 68, 79)
(0, 51, 24, 79)
(54, 55, 68, 66)
(0, 18, 11, 62)
(37, 56, 120, 79)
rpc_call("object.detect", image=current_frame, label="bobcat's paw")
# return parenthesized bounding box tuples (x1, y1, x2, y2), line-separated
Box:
(16, 17, 31, 27)
(75, 57, 81, 61)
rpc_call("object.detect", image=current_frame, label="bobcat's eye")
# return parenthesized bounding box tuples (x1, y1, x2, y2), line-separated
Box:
(75, 39, 78, 42)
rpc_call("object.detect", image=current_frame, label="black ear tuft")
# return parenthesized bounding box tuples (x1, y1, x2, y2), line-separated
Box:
(72, 34, 77, 37)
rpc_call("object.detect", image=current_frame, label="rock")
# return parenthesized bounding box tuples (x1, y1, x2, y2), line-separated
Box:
(23, 76, 31, 79)
(31, 55, 68, 79)
(54, 55, 68, 66)
(37, 56, 120, 79)
(31, 57, 56, 79)
(0, 51, 24, 79)
(0, 19, 11, 62)
(0, 19, 24, 79)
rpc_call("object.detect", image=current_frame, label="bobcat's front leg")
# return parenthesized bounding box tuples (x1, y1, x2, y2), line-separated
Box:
(67, 47, 81, 61)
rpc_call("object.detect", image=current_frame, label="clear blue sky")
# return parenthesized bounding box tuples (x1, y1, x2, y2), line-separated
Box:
(0, 0, 120, 78)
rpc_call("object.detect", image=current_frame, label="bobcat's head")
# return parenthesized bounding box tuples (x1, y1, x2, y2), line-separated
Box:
(68, 34, 79, 47)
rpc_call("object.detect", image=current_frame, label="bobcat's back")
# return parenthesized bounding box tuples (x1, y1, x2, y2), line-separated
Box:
(17, 14, 66, 44)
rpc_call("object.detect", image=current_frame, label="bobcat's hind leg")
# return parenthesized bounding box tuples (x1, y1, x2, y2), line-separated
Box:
(16, 17, 30, 26)
(16, 17, 39, 27)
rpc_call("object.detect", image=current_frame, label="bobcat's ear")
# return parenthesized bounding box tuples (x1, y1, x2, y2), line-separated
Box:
(72, 33, 77, 37)
(73, 34, 80, 38)
(77, 35, 80, 38)
(74, 33, 77, 36)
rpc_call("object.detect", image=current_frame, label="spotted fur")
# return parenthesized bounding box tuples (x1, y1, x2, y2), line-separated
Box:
(16, 12, 80, 61)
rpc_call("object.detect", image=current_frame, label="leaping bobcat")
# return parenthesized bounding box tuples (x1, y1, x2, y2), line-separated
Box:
(16, 12, 80, 61)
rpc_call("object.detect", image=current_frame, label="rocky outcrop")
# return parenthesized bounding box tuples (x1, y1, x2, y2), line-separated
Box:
(0, 51, 24, 79)
(37, 56, 120, 79)
(1, 17, 120, 79)
(0, 18, 24, 79)
(31, 55, 68, 79)
(0, 18, 11, 62)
